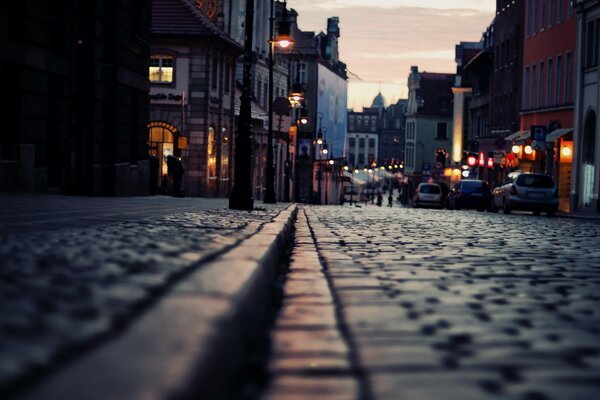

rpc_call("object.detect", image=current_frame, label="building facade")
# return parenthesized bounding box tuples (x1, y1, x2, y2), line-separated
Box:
(0, 0, 152, 195)
(404, 67, 454, 184)
(516, 0, 577, 211)
(490, 0, 525, 138)
(346, 110, 379, 169)
(150, 0, 242, 197)
(379, 99, 408, 166)
(571, 0, 600, 211)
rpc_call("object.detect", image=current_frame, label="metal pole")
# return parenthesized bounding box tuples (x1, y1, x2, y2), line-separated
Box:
(350, 170, 353, 205)
(229, 0, 255, 210)
(264, 0, 276, 203)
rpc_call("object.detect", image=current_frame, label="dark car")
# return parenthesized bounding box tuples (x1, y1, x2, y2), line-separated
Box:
(492, 172, 559, 216)
(447, 179, 493, 211)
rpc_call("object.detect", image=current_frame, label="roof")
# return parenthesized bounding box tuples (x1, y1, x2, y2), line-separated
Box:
(151, 0, 241, 49)
(505, 130, 531, 142)
(418, 73, 454, 117)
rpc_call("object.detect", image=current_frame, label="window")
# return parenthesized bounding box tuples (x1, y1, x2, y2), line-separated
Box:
(527, 0, 533, 36)
(348, 153, 355, 165)
(538, 61, 544, 107)
(349, 138, 356, 148)
(298, 63, 307, 84)
(436, 122, 447, 140)
(406, 143, 415, 168)
(546, 59, 553, 106)
(368, 138, 376, 148)
(224, 63, 231, 93)
(549, 0, 555, 26)
(531, 64, 537, 108)
(541, 0, 546, 29)
(523, 66, 530, 108)
(565, 52, 572, 103)
(555, 54, 562, 105)
(568, 0, 573, 18)
(585, 20, 599, 68)
(212, 57, 218, 90)
(149, 55, 174, 83)
(558, 0, 564, 22)
(357, 154, 365, 165)
(358, 138, 365, 148)
(534, 0, 538, 33)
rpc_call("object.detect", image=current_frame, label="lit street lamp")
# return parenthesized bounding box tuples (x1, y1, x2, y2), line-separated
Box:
(265, 1, 294, 204)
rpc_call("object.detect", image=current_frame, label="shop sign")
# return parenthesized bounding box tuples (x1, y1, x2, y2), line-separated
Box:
(493, 149, 506, 165)
(150, 92, 184, 102)
(178, 136, 188, 149)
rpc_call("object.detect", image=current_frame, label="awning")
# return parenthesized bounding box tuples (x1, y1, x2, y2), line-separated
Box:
(504, 130, 531, 142)
(546, 128, 573, 142)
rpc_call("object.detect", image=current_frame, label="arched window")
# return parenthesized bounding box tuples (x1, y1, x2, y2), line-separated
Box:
(207, 126, 217, 189)
(582, 110, 597, 207)
(149, 54, 174, 83)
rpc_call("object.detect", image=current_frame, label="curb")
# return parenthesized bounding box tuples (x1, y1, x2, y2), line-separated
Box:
(21, 204, 298, 400)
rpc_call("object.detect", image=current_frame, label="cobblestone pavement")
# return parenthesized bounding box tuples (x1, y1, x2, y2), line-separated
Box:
(0, 195, 287, 395)
(264, 205, 600, 400)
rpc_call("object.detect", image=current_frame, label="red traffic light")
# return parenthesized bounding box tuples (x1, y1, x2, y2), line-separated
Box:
(466, 155, 477, 167)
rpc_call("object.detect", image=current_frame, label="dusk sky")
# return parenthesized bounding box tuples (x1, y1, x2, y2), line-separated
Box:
(285, 0, 496, 110)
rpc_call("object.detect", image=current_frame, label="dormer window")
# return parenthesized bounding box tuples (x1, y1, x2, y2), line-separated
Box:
(149, 55, 174, 83)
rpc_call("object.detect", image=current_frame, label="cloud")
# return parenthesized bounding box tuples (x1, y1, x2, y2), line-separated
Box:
(286, 1, 495, 107)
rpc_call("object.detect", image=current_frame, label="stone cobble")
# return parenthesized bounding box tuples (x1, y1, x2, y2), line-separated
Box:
(300, 205, 600, 400)
(0, 201, 285, 392)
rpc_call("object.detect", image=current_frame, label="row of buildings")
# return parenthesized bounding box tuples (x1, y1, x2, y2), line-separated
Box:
(0, 0, 348, 204)
(356, 0, 599, 214)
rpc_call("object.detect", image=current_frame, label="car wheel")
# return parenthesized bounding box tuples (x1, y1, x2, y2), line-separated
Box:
(488, 200, 498, 213)
(547, 209, 557, 217)
(477, 207, 485, 212)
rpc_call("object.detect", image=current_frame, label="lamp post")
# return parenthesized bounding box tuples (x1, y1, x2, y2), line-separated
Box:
(265, 1, 293, 204)
(229, 0, 255, 210)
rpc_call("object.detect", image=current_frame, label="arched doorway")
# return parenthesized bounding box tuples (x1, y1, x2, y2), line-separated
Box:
(148, 121, 179, 189)
(582, 110, 597, 208)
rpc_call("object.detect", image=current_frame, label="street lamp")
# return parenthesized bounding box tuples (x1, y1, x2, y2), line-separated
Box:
(229, 0, 256, 210)
(265, 1, 294, 204)
(284, 104, 307, 202)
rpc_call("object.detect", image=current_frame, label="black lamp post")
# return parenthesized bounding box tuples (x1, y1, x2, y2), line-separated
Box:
(229, 0, 255, 210)
(265, 1, 293, 204)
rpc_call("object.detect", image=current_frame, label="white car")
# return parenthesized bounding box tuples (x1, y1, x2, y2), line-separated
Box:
(492, 172, 559, 216)
(413, 183, 443, 208)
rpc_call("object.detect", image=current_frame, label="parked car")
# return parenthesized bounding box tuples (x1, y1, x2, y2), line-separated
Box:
(492, 172, 559, 216)
(413, 183, 444, 208)
(447, 179, 493, 211)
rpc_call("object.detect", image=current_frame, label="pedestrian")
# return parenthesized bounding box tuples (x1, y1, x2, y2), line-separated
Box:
(388, 192, 393, 207)
(377, 192, 383, 207)
(167, 155, 185, 197)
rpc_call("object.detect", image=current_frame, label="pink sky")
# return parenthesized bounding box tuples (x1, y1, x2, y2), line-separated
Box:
(286, 0, 495, 110)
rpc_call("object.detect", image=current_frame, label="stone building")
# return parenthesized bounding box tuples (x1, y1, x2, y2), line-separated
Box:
(346, 110, 379, 169)
(404, 66, 454, 183)
(0, 0, 152, 195)
(149, 0, 241, 197)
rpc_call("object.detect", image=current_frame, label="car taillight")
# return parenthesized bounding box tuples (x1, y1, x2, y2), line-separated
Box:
(510, 186, 517, 195)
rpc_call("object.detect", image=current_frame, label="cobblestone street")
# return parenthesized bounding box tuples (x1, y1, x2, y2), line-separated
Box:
(265, 205, 600, 400)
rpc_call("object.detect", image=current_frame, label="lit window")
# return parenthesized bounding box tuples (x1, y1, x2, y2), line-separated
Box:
(149, 55, 174, 83)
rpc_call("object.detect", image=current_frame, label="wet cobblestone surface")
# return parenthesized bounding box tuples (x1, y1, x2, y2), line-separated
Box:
(0, 196, 286, 392)
(267, 204, 600, 400)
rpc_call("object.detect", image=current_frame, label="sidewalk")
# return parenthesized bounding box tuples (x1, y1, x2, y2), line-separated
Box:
(0, 195, 296, 399)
